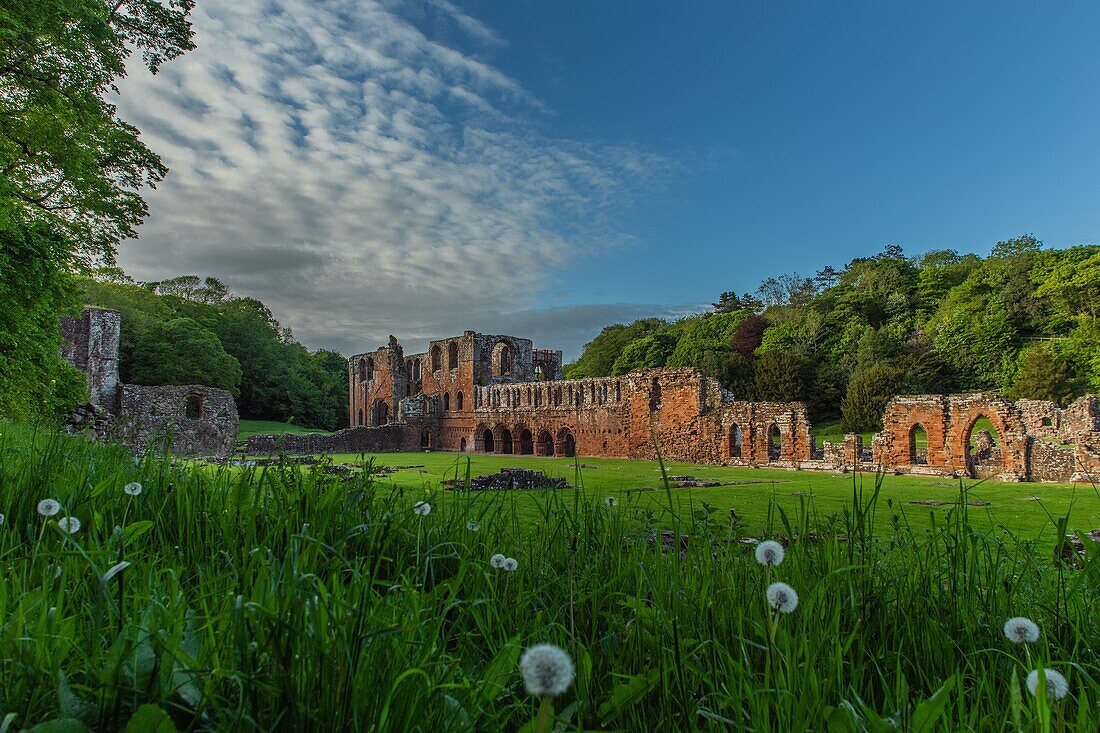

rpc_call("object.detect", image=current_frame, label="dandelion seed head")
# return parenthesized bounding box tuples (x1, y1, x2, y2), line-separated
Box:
(413, 501, 432, 516)
(755, 540, 785, 567)
(0, 513, 5, 526)
(519, 644, 575, 698)
(766, 582, 799, 613)
(1026, 668, 1069, 700)
(502, 557, 518, 571)
(605, 496, 617, 507)
(57, 516, 81, 534)
(124, 482, 143, 496)
(466, 520, 480, 532)
(37, 499, 61, 517)
(490, 553, 506, 568)
(1003, 617, 1039, 644)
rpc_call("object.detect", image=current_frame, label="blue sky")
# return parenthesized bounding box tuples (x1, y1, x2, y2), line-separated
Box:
(114, 1, 1100, 358)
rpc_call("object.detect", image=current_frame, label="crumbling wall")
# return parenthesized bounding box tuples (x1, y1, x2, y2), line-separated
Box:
(60, 307, 121, 409)
(112, 384, 238, 458)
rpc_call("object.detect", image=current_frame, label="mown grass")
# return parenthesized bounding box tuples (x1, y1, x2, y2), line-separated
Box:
(236, 419, 331, 440)
(1, 420, 1099, 731)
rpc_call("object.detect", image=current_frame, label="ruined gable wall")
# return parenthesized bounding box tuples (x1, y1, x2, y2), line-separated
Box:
(113, 384, 238, 458)
(60, 307, 121, 409)
(349, 337, 404, 427)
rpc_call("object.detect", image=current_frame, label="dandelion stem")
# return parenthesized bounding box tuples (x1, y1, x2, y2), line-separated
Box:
(534, 696, 553, 733)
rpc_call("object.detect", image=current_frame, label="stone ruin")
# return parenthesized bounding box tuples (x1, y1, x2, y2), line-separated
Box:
(60, 308, 238, 458)
(241, 327, 1100, 484)
(444, 467, 569, 491)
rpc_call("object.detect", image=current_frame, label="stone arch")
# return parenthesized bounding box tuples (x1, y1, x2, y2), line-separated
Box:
(443, 392, 450, 411)
(183, 393, 203, 420)
(479, 425, 495, 453)
(370, 399, 389, 426)
(366, 357, 374, 380)
(357, 408, 364, 426)
(413, 358, 422, 381)
(448, 341, 459, 370)
(492, 340, 515, 376)
(460, 437, 468, 452)
(556, 427, 576, 457)
(420, 430, 432, 449)
(768, 424, 782, 461)
(536, 429, 554, 456)
(430, 344, 442, 371)
(498, 426, 514, 455)
(456, 391, 464, 410)
(728, 423, 742, 458)
(358, 358, 368, 382)
(909, 423, 928, 465)
(518, 427, 534, 455)
(965, 414, 1003, 478)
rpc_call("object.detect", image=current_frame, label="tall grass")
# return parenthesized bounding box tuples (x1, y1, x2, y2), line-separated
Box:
(0, 421, 1097, 731)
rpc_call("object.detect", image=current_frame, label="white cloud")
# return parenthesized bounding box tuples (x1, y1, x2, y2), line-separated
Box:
(114, 0, 672, 359)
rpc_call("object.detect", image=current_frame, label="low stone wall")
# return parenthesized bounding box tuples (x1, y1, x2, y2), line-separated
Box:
(1027, 439, 1076, 482)
(246, 423, 411, 455)
(112, 384, 238, 458)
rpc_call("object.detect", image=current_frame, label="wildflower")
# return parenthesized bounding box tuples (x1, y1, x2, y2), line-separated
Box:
(755, 540, 785, 567)
(1026, 668, 1069, 700)
(37, 499, 61, 517)
(1003, 617, 1040, 644)
(57, 516, 81, 534)
(0, 513, 5, 526)
(519, 644, 575, 698)
(766, 582, 799, 613)
(467, 520, 480, 532)
(490, 553, 507, 568)
(503, 557, 518, 571)
(605, 496, 617, 507)
(123, 482, 143, 496)
(413, 501, 432, 516)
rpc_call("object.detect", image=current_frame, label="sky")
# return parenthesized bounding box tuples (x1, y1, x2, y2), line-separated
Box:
(113, 0, 1100, 359)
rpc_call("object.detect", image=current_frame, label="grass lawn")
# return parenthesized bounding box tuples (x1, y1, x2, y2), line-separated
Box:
(237, 418, 331, 439)
(302, 450, 1100, 540)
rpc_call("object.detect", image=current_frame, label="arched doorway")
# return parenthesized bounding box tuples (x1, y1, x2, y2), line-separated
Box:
(482, 428, 495, 453)
(768, 424, 782, 461)
(460, 437, 467, 452)
(910, 424, 928, 465)
(519, 428, 534, 455)
(500, 428, 513, 455)
(420, 431, 432, 449)
(537, 429, 554, 456)
(557, 428, 576, 457)
(370, 399, 389, 426)
(966, 416, 1002, 478)
(728, 424, 742, 458)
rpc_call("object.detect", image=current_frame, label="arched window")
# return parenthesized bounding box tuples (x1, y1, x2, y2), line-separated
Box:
(557, 428, 576, 457)
(460, 437, 468, 452)
(448, 342, 459, 370)
(456, 391, 464, 410)
(649, 378, 662, 411)
(430, 345, 442, 371)
(537, 429, 554, 456)
(420, 431, 432, 449)
(370, 400, 389, 426)
(967, 416, 1002, 477)
(413, 359, 422, 381)
(357, 409, 363, 426)
(366, 357, 374, 380)
(358, 359, 367, 382)
(728, 424, 742, 458)
(443, 392, 450, 411)
(492, 341, 515, 376)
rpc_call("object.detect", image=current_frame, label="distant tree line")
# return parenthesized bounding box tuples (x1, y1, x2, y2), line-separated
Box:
(80, 272, 349, 431)
(565, 236, 1100, 434)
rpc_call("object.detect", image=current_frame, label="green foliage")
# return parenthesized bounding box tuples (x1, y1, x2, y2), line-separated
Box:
(840, 364, 907, 434)
(129, 317, 242, 394)
(1009, 346, 1077, 406)
(753, 350, 813, 403)
(0, 223, 86, 419)
(610, 332, 678, 375)
(1, 424, 1097, 730)
(564, 319, 666, 378)
(1062, 318, 1100, 393)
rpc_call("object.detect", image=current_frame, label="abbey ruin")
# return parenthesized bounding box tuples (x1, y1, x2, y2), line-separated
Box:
(244, 330, 1100, 483)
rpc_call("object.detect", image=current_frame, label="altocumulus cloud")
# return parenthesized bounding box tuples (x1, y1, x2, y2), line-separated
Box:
(113, 0, 677, 358)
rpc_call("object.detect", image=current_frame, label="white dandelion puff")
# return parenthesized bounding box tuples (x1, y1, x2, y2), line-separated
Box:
(123, 482, 143, 496)
(490, 553, 507, 568)
(502, 557, 518, 571)
(37, 499, 61, 517)
(755, 540, 785, 567)
(519, 644, 575, 698)
(0, 513, 5, 525)
(57, 516, 81, 534)
(1003, 617, 1040, 644)
(1026, 668, 1069, 700)
(605, 496, 617, 507)
(413, 501, 432, 516)
(766, 582, 799, 613)
(467, 520, 480, 532)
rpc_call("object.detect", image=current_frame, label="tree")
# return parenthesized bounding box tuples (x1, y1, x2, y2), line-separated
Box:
(130, 318, 242, 394)
(753, 351, 813, 403)
(840, 364, 907, 434)
(729, 314, 767, 359)
(611, 332, 678, 375)
(565, 319, 667, 378)
(1009, 347, 1077, 406)
(0, 0, 195, 264)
